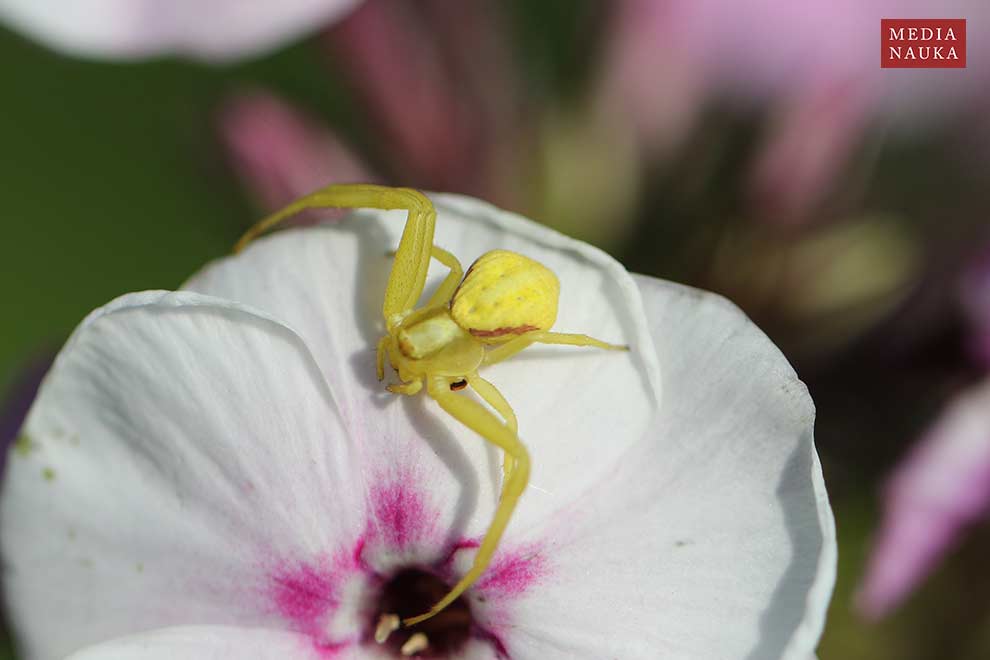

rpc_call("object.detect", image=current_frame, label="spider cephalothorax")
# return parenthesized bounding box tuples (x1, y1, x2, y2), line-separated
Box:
(236, 184, 625, 633)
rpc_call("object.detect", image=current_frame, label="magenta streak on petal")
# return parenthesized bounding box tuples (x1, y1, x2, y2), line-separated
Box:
(271, 563, 340, 632)
(351, 536, 371, 572)
(474, 546, 546, 598)
(473, 626, 510, 660)
(467, 544, 548, 658)
(368, 479, 436, 551)
(269, 555, 362, 658)
(310, 637, 351, 659)
(442, 537, 480, 565)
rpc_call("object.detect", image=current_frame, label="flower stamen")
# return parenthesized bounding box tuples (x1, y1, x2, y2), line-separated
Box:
(375, 613, 401, 644)
(400, 632, 429, 656)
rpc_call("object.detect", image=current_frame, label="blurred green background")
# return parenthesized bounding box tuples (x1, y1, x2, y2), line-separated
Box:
(2, 2, 989, 658)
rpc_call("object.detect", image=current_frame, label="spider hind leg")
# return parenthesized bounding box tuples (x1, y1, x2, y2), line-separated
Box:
(403, 376, 530, 627)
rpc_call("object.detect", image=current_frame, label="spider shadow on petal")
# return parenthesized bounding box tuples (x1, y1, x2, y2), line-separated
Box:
(399, 394, 487, 549)
(743, 435, 828, 660)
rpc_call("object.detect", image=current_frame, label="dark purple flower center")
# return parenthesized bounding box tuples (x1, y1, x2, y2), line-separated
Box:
(373, 567, 472, 657)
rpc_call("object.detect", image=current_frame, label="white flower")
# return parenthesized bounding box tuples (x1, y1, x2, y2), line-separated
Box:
(0, 0, 361, 61)
(1, 194, 835, 659)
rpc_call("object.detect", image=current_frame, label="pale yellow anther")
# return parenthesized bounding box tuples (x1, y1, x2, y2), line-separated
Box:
(374, 613, 400, 644)
(401, 633, 429, 657)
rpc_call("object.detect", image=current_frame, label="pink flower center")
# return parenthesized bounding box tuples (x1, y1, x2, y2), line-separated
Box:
(267, 478, 546, 658)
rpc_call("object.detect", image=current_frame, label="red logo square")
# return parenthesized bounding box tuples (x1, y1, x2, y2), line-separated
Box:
(881, 19, 966, 68)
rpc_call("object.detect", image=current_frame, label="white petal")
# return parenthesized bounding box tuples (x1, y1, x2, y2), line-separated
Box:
(67, 626, 326, 660)
(0, 0, 361, 61)
(497, 277, 835, 660)
(1, 291, 367, 659)
(68, 625, 483, 660)
(185, 193, 661, 541)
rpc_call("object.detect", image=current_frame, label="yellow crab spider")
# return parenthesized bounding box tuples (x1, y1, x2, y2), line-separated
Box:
(235, 184, 627, 627)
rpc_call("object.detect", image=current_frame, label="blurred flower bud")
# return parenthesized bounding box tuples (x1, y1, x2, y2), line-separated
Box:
(595, 0, 707, 158)
(323, 0, 488, 195)
(749, 81, 870, 228)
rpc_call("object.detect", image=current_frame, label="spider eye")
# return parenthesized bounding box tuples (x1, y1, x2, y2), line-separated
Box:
(449, 380, 468, 391)
(451, 250, 559, 344)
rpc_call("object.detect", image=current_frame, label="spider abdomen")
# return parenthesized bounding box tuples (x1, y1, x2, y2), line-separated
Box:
(451, 250, 559, 344)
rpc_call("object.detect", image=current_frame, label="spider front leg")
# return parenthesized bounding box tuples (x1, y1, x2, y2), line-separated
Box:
(483, 331, 628, 366)
(404, 376, 531, 627)
(233, 183, 438, 324)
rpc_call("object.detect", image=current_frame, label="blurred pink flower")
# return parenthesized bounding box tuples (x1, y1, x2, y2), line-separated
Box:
(322, 0, 518, 201)
(667, 0, 987, 117)
(595, 0, 707, 157)
(218, 0, 532, 227)
(856, 241, 990, 619)
(219, 92, 375, 210)
(0, 0, 361, 61)
(599, 0, 990, 223)
(857, 378, 990, 619)
(747, 81, 870, 227)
